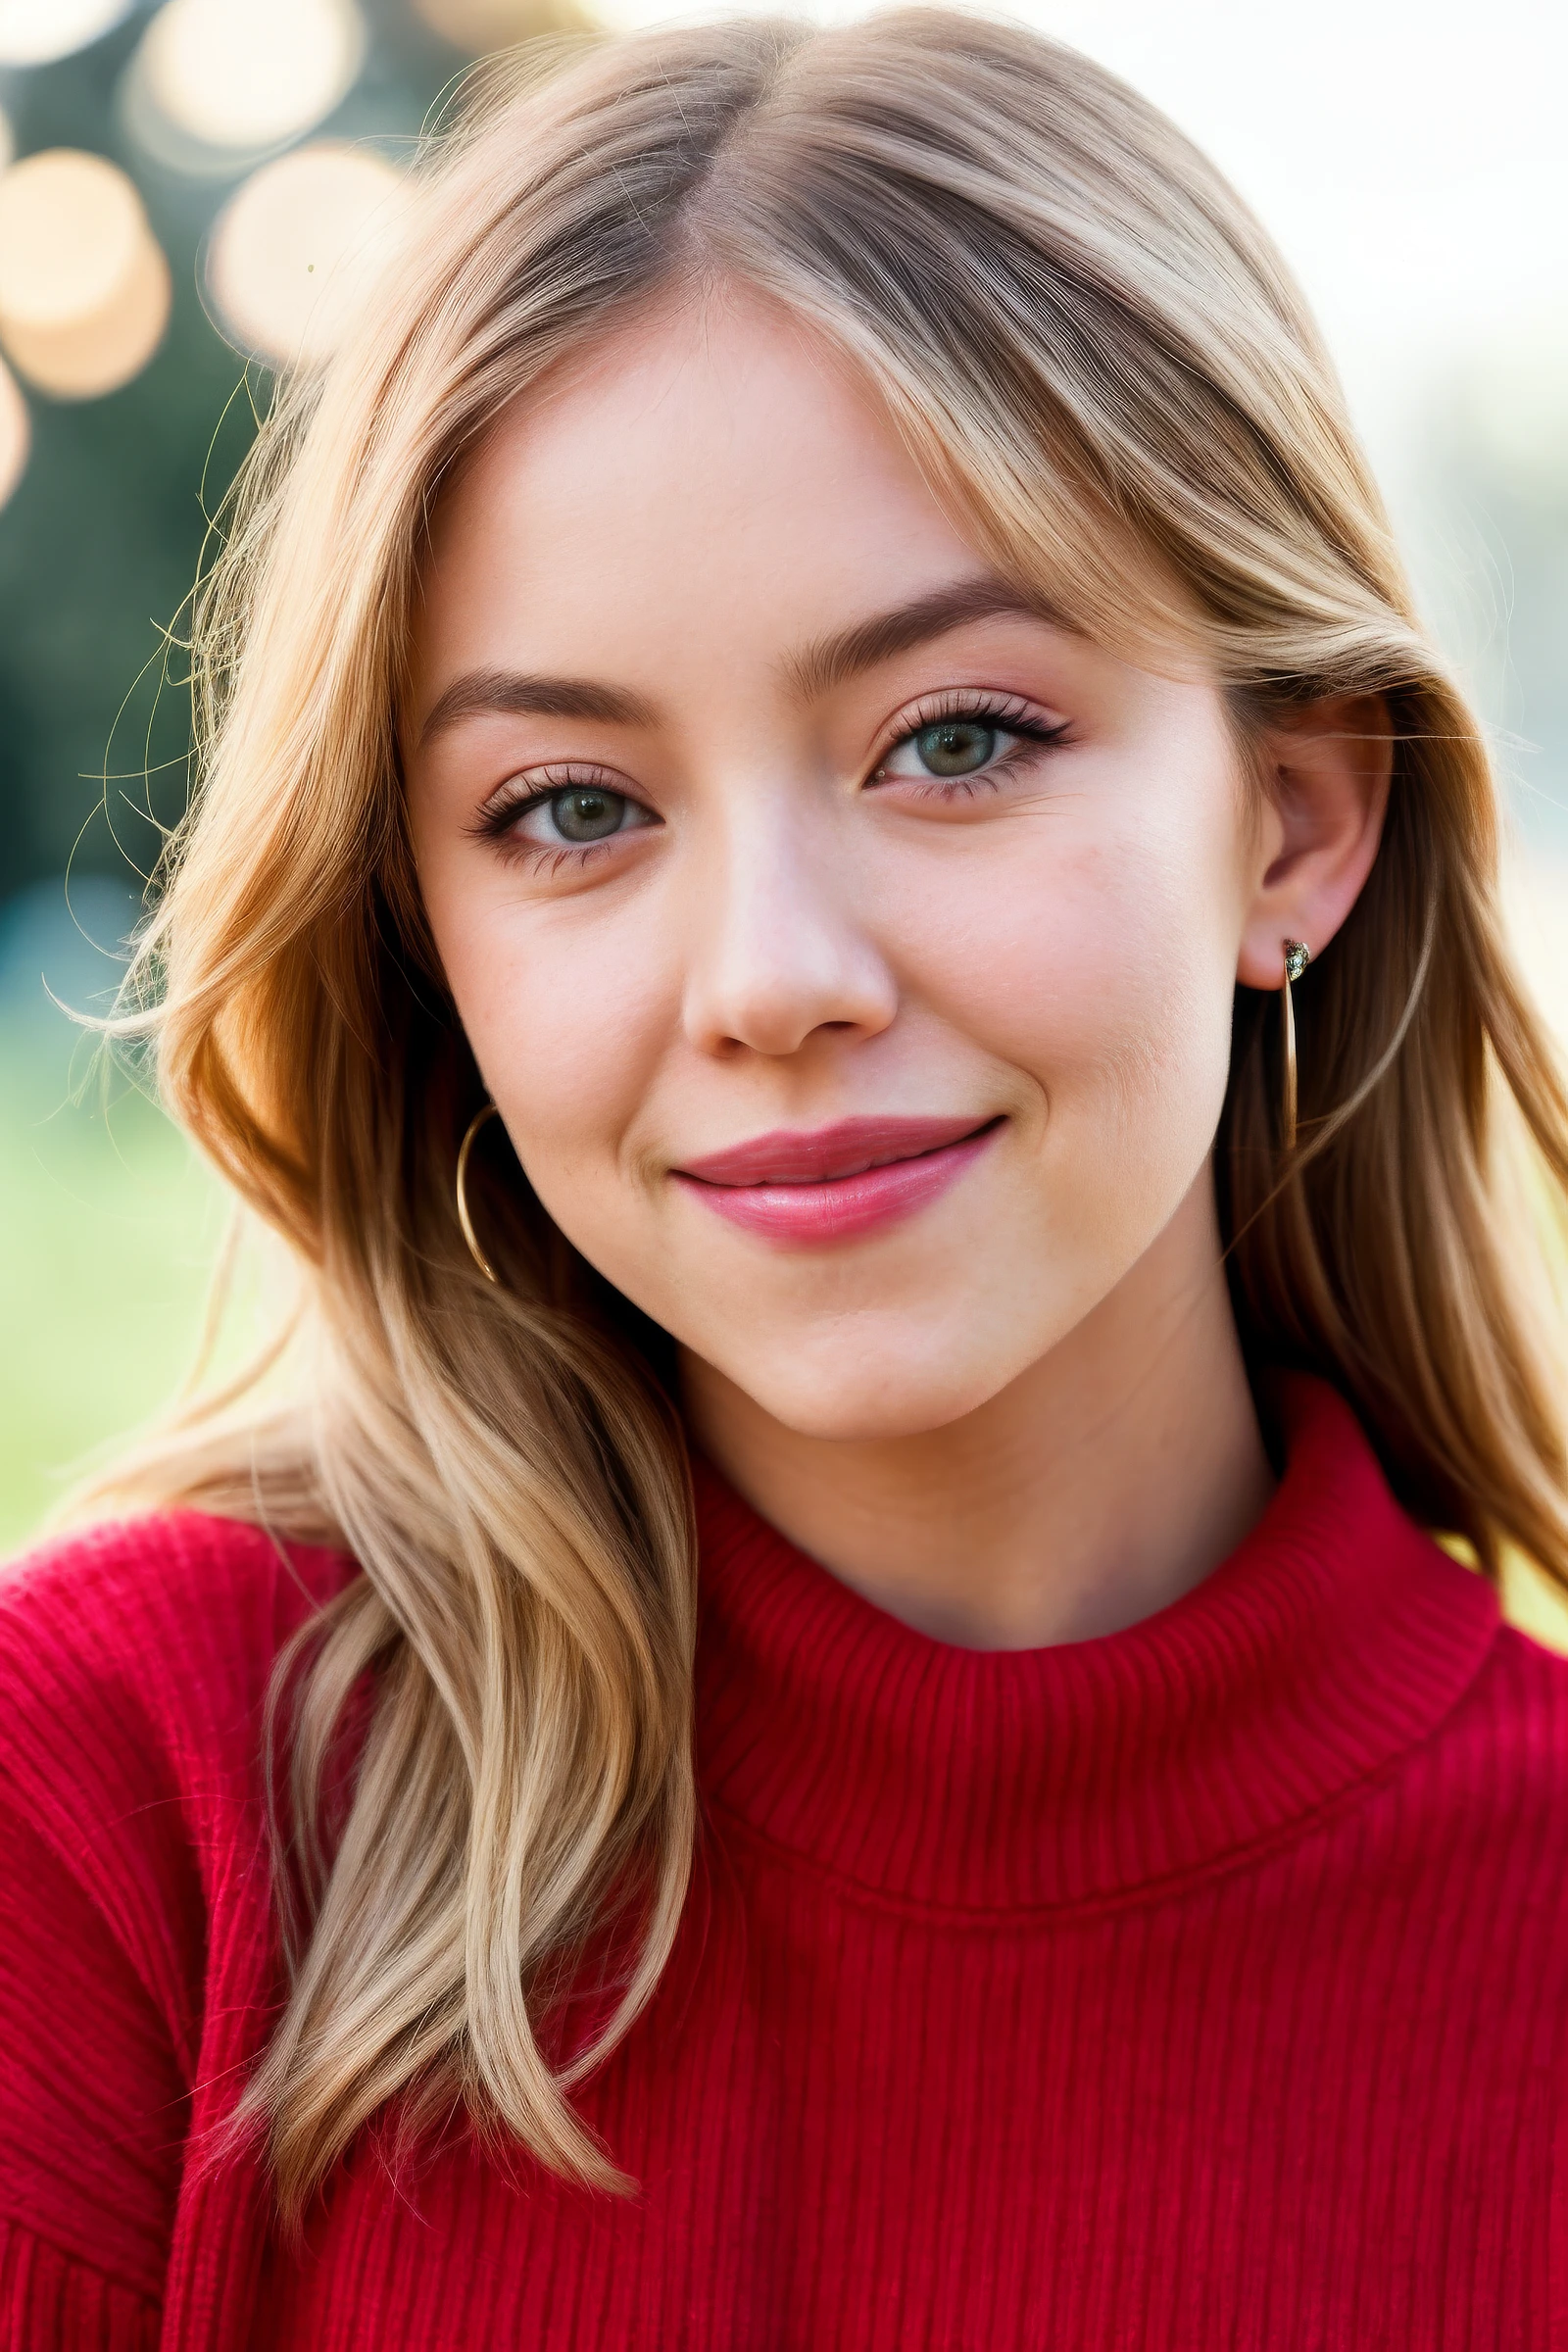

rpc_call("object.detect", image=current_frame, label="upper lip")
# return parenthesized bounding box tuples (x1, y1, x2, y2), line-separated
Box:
(675, 1115, 999, 1188)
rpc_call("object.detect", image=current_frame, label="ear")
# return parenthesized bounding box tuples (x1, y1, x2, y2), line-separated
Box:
(1237, 693, 1393, 991)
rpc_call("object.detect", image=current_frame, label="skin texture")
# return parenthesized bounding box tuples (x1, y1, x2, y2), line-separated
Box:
(406, 291, 1391, 1647)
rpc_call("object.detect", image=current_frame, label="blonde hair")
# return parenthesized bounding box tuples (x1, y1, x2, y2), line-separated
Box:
(100, 8, 1568, 2219)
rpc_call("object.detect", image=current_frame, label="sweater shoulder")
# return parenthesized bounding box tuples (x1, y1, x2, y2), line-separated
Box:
(0, 1509, 354, 1894)
(1, 1501, 351, 1634)
(1465, 1614, 1568, 1754)
(0, 1503, 353, 1720)
(1418, 1613, 1568, 1852)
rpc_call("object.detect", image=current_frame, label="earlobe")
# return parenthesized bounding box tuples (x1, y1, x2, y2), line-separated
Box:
(1236, 692, 1393, 992)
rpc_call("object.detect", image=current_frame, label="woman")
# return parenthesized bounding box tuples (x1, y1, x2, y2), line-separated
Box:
(3, 11, 1567, 2343)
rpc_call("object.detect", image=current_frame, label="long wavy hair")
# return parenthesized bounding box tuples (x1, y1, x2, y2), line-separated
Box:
(94, 7, 1568, 2220)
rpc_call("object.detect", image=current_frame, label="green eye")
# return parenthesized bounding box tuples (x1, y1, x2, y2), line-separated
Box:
(914, 720, 998, 777)
(550, 787, 626, 842)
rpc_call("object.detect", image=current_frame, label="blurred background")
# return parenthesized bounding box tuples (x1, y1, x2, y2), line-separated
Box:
(1, 0, 1566, 1592)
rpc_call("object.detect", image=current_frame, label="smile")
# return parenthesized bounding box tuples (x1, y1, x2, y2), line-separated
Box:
(672, 1115, 1004, 1244)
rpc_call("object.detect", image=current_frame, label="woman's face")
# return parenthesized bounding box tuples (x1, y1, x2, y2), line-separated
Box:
(406, 294, 1267, 1441)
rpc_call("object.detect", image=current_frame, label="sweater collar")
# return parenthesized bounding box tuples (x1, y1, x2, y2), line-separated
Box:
(690, 1378, 1498, 1914)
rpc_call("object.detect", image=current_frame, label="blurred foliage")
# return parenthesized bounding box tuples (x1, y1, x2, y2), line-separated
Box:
(0, 0, 485, 903)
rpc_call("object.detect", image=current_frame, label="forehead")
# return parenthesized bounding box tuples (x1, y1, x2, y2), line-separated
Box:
(412, 290, 988, 691)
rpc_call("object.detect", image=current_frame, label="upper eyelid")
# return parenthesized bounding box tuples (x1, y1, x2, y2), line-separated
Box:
(877, 684, 1059, 735)
(475, 760, 644, 822)
(869, 687, 1065, 765)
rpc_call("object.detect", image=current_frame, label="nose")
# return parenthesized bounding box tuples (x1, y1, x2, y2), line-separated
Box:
(680, 798, 898, 1059)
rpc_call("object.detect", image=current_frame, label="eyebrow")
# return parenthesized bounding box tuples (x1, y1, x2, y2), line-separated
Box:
(784, 576, 1061, 702)
(417, 666, 657, 746)
(416, 575, 1058, 749)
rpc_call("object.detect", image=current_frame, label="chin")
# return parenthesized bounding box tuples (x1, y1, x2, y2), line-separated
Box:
(720, 1326, 1030, 1446)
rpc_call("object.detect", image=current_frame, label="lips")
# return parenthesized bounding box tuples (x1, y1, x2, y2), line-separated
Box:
(672, 1115, 1003, 1244)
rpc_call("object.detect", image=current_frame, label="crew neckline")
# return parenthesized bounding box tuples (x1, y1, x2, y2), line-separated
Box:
(689, 1378, 1499, 1916)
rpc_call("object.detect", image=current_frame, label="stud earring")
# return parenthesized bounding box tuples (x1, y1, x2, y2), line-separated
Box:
(456, 1102, 501, 1283)
(1280, 939, 1310, 1152)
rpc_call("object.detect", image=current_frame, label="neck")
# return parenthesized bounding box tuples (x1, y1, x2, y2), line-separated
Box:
(679, 1173, 1275, 1650)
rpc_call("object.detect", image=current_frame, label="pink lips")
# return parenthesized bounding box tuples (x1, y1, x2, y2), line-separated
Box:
(672, 1114, 1002, 1244)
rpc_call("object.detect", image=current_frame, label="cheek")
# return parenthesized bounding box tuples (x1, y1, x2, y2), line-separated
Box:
(891, 790, 1243, 1184)
(429, 880, 673, 1172)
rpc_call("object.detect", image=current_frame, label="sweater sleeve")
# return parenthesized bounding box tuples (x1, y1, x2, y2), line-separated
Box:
(0, 1792, 181, 2343)
(0, 1511, 353, 2343)
(0, 1515, 255, 2341)
(0, 2220, 161, 2352)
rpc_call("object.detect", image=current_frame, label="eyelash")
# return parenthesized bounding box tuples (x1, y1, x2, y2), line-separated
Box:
(469, 692, 1072, 868)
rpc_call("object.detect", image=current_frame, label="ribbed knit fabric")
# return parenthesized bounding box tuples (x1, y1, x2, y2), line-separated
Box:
(2, 1376, 1567, 2347)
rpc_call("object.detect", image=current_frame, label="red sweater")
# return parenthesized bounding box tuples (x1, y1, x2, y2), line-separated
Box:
(2, 1378, 1566, 2346)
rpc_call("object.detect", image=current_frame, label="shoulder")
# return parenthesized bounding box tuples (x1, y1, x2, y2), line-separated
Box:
(1448, 1615, 1568, 1793)
(0, 1509, 354, 1931)
(1396, 1611, 1568, 1907)
(0, 1505, 353, 1762)
(1, 1504, 351, 1694)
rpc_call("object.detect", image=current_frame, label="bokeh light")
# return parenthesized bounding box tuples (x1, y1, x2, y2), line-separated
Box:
(413, 0, 577, 43)
(0, 151, 172, 400)
(128, 0, 367, 175)
(206, 143, 409, 368)
(0, 0, 132, 68)
(0, 355, 29, 509)
(584, 0, 844, 25)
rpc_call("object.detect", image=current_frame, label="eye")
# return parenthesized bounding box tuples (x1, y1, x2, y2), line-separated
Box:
(500, 782, 657, 851)
(535, 785, 639, 842)
(874, 698, 1065, 791)
(902, 719, 1001, 778)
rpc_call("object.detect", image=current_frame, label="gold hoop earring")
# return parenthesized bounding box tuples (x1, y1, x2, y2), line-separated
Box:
(1281, 939, 1310, 1152)
(456, 1102, 501, 1283)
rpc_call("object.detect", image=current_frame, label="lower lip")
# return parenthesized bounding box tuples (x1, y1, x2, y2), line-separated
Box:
(673, 1124, 1001, 1244)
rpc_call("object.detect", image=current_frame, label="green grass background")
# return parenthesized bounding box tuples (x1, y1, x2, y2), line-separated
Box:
(0, 1025, 227, 1551)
